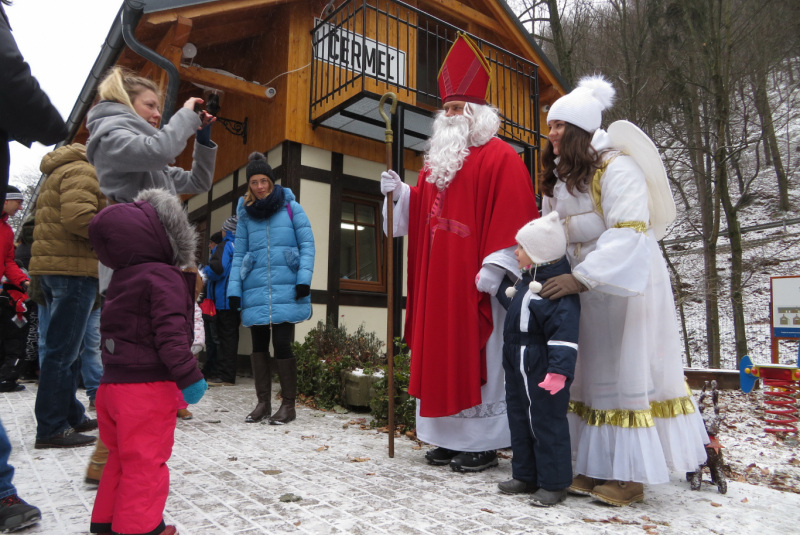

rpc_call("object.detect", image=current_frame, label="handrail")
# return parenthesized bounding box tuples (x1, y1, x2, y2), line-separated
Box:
(309, 0, 540, 148)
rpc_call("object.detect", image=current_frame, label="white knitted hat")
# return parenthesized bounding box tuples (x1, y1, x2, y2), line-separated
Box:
(515, 211, 566, 265)
(547, 75, 616, 133)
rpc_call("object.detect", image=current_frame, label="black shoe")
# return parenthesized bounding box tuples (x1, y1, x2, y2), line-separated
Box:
(424, 447, 460, 466)
(0, 494, 41, 532)
(73, 418, 98, 433)
(35, 428, 96, 449)
(529, 488, 568, 507)
(0, 382, 24, 393)
(450, 450, 499, 472)
(498, 478, 539, 494)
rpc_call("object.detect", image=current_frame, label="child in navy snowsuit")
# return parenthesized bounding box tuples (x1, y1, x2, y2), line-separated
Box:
(495, 211, 580, 507)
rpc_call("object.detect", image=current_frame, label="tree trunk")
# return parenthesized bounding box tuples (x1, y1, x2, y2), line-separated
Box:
(752, 69, 790, 211)
(718, 128, 748, 366)
(545, 0, 574, 87)
(685, 55, 721, 369)
(660, 241, 693, 367)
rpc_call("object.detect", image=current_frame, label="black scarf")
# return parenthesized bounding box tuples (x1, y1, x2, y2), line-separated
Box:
(244, 185, 286, 220)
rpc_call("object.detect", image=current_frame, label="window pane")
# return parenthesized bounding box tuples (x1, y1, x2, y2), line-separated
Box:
(357, 204, 375, 225)
(341, 201, 355, 222)
(340, 226, 357, 279)
(357, 226, 378, 281)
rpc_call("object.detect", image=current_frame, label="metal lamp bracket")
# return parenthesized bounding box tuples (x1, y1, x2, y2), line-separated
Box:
(215, 116, 248, 145)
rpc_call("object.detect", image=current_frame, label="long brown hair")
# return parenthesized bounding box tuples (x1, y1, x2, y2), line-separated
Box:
(539, 122, 600, 198)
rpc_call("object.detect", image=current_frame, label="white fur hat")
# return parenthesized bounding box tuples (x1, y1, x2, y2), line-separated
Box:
(515, 211, 567, 265)
(547, 75, 616, 133)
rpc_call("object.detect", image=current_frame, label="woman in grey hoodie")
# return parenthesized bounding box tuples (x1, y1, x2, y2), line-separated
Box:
(86, 66, 217, 204)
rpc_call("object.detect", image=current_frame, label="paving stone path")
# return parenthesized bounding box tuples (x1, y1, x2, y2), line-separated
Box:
(2, 380, 798, 534)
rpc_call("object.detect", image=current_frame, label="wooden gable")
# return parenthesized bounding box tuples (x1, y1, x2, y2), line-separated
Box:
(73, 0, 565, 184)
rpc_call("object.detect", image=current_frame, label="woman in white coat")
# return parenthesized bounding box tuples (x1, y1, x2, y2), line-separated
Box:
(538, 75, 708, 506)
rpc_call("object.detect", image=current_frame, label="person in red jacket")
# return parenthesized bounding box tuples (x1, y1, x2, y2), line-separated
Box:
(0, 185, 29, 392)
(0, 186, 27, 289)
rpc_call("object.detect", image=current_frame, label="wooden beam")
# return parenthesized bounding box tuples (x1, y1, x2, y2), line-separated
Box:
(417, 0, 503, 34)
(183, 18, 266, 49)
(178, 64, 273, 101)
(539, 85, 560, 104)
(144, 0, 290, 26)
(140, 16, 193, 83)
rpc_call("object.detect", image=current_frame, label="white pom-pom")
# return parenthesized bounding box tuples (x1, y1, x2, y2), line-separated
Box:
(505, 286, 517, 298)
(529, 281, 543, 294)
(578, 75, 615, 110)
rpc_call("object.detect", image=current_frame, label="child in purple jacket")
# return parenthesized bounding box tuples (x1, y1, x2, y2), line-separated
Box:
(87, 188, 206, 535)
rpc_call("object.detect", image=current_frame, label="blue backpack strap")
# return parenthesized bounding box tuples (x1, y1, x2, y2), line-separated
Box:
(286, 202, 293, 221)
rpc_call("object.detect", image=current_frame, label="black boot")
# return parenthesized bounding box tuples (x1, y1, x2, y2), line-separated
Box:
(245, 353, 272, 423)
(269, 357, 296, 425)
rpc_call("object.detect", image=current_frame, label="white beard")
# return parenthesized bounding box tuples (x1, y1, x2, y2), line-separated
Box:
(424, 104, 501, 191)
(424, 114, 470, 191)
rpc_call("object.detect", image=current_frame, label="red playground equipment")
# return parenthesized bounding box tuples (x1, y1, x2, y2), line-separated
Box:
(740, 355, 800, 434)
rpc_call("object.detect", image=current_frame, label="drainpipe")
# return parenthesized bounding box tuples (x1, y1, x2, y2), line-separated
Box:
(121, 0, 181, 126)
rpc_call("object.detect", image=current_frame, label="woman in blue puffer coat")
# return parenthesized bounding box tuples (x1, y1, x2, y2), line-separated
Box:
(227, 152, 314, 425)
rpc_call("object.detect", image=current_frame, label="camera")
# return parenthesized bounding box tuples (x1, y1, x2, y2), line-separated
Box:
(194, 94, 221, 116)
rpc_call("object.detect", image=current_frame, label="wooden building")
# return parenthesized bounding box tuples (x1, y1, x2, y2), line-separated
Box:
(60, 0, 567, 360)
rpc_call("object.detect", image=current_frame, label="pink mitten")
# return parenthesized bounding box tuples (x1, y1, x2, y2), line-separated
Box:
(538, 373, 566, 395)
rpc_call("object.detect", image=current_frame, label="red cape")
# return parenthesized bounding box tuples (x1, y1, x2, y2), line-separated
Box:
(406, 137, 539, 417)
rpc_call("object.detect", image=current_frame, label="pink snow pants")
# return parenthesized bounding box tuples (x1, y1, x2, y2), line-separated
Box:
(90, 382, 177, 535)
(175, 384, 188, 411)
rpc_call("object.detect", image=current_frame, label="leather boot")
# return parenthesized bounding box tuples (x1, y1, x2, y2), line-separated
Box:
(85, 438, 109, 484)
(269, 357, 296, 425)
(589, 480, 644, 506)
(568, 474, 606, 496)
(245, 353, 272, 423)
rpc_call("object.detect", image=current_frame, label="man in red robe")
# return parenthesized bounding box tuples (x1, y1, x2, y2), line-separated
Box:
(381, 34, 539, 472)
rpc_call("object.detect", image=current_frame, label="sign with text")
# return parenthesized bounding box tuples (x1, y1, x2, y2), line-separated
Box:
(313, 19, 406, 85)
(772, 276, 800, 338)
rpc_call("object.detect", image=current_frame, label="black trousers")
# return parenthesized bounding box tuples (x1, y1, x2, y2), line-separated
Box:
(215, 309, 240, 383)
(201, 314, 220, 378)
(503, 342, 574, 491)
(0, 306, 28, 384)
(251, 323, 294, 359)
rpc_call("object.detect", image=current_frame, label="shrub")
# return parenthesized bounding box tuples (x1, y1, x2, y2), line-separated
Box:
(293, 319, 385, 409)
(370, 338, 415, 430)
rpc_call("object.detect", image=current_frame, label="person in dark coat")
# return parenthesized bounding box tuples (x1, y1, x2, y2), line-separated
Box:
(0, 2, 65, 530)
(198, 231, 222, 379)
(495, 211, 580, 507)
(203, 219, 239, 387)
(88, 188, 206, 535)
(0, 2, 67, 206)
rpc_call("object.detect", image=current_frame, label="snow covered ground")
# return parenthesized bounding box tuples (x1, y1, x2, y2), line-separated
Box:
(3, 379, 799, 535)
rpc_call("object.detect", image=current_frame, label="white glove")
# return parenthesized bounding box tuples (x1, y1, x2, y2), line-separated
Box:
(380, 170, 403, 196)
(191, 343, 204, 355)
(475, 264, 505, 295)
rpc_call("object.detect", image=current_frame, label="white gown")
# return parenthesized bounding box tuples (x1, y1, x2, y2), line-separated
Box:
(384, 189, 512, 452)
(543, 129, 709, 484)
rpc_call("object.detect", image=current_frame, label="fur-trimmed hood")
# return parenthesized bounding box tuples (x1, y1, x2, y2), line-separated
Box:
(89, 188, 197, 270)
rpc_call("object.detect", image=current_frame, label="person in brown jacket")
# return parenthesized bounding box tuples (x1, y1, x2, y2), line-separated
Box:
(29, 143, 105, 449)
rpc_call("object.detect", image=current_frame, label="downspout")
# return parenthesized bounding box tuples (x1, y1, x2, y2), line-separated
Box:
(121, 0, 181, 126)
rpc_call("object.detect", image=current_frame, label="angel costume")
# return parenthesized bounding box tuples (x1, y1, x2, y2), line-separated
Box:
(543, 126, 709, 484)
